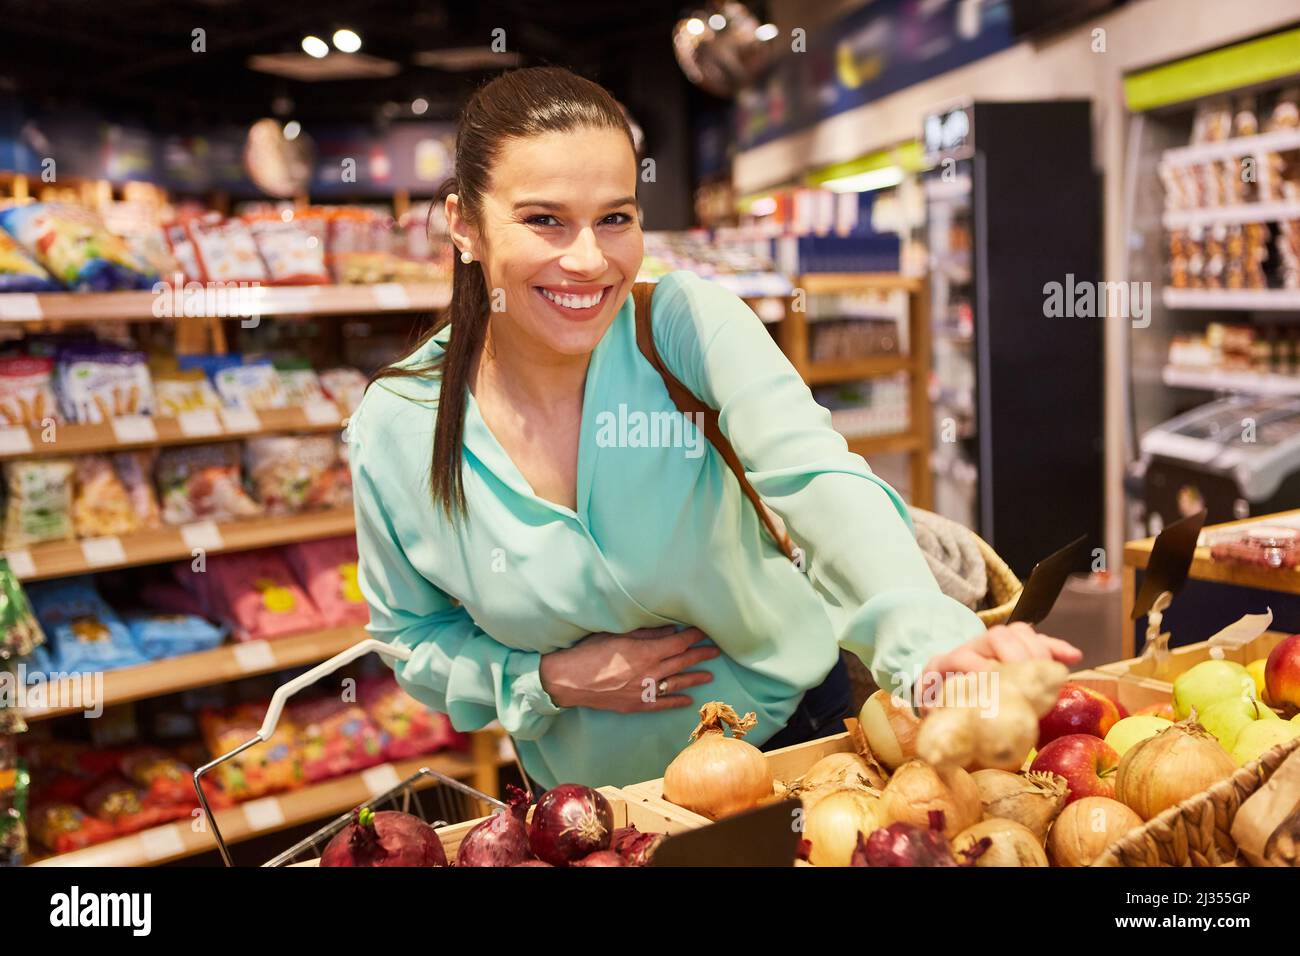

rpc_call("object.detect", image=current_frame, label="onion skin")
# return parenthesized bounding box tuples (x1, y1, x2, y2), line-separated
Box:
(972, 769, 1068, 841)
(916, 707, 978, 768)
(571, 850, 626, 867)
(882, 760, 981, 838)
(511, 860, 553, 867)
(795, 752, 885, 807)
(1115, 721, 1237, 821)
(859, 691, 921, 770)
(611, 825, 665, 866)
(972, 690, 1040, 772)
(1047, 796, 1143, 866)
(952, 818, 1048, 866)
(456, 785, 532, 867)
(803, 788, 890, 867)
(527, 785, 613, 866)
(664, 702, 773, 820)
(320, 808, 447, 867)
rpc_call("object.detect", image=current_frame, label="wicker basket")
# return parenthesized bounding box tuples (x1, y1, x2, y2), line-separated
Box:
(975, 534, 1023, 628)
(1094, 735, 1300, 867)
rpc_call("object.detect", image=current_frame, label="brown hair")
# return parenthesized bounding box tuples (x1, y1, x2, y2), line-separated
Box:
(371, 66, 636, 520)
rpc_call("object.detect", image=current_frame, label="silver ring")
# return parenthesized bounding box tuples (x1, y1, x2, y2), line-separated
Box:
(658, 679, 669, 695)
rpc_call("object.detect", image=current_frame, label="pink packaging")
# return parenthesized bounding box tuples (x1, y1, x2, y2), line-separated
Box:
(290, 696, 387, 783)
(282, 535, 369, 627)
(200, 548, 324, 641)
(358, 673, 467, 760)
(186, 216, 269, 284)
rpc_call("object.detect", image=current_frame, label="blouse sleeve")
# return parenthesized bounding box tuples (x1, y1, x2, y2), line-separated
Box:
(649, 271, 987, 697)
(349, 391, 563, 740)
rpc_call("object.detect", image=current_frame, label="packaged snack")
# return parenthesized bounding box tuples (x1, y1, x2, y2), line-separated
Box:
(245, 217, 330, 285)
(56, 347, 155, 423)
(162, 219, 206, 282)
(245, 434, 343, 513)
(84, 776, 189, 834)
(72, 454, 138, 538)
(212, 359, 287, 410)
(25, 577, 148, 672)
(151, 370, 223, 416)
(0, 229, 60, 293)
(198, 702, 303, 801)
(283, 536, 368, 627)
(359, 673, 466, 760)
(185, 216, 268, 284)
(2, 459, 74, 548)
(274, 360, 327, 405)
(119, 747, 231, 810)
(29, 802, 116, 854)
(318, 366, 368, 414)
(0, 356, 59, 426)
(20, 739, 120, 805)
(0, 557, 46, 662)
(0, 748, 28, 866)
(111, 450, 161, 529)
(199, 549, 324, 641)
(290, 696, 386, 783)
(124, 228, 179, 282)
(122, 612, 225, 660)
(0, 203, 156, 291)
(155, 442, 262, 525)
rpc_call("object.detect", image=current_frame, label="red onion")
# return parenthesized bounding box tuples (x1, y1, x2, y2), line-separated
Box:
(528, 784, 613, 866)
(610, 824, 665, 867)
(852, 811, 989, 867)
(456, 786, 533, 867)
(572, 850, 626, 867)
(320, 807, 447, 867)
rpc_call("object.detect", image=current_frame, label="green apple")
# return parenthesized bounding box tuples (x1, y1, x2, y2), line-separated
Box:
(1230, 719, 1300, 767)
(1198, 696, 1278, 750)
(1104, 715, 1173, 756)
(1172, 660, 1257, 720)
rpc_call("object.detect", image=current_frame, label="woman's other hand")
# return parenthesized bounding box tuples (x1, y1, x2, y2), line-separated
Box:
(539, 625, 720, 712)
(921, 622, 1083, 686)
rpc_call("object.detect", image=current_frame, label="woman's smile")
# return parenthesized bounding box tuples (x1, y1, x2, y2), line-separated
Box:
(532, 283, 616, 321)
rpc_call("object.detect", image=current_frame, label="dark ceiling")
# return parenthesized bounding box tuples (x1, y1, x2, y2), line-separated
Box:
(0, 0, 703, 127)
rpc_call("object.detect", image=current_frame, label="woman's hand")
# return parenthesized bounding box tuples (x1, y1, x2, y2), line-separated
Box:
(539, 625, 721, 713)
(921, 622, 1083, 687)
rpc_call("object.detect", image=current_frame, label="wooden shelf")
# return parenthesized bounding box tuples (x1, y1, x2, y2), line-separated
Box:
(846, 431, 924, 456)
(1161, 128, 1300, 167)
(1162, 365, 1300, 396)
(805, 354, 911, 385)
(796, 273, 923, 295)
(29, 751, 483, 867)
(1162, 287, 1300, 311)
(21, 624, 368, 721)
(1162, 200, 1300, 230)
(0, 402, 348, 461)
(4, 507, 355, 581)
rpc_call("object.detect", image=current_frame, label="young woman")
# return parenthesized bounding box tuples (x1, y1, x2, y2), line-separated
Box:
(350, 66, 1081, 790)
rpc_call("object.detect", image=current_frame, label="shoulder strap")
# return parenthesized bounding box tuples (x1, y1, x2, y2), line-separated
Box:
(631, 281, 796, 562)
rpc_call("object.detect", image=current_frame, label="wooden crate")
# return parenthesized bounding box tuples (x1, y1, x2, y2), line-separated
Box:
(1067, 669, 1175, 713)
(1095, 630, 1289, 694)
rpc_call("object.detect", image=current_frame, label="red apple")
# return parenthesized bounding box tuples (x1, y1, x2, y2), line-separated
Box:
(1265, 634, 1300, 713)
(1030, 733, 1119, 804)
(1135, 701, 1177, 721)
(1038, 682, 1123, 747)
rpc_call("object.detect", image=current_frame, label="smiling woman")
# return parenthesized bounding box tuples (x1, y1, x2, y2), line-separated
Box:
(351, 65, 1081, 790)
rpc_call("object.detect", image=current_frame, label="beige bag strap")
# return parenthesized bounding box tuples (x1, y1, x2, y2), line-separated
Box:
(631, 281, 796, 562)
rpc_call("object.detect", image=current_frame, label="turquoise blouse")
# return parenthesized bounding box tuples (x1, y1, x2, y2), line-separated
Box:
(349, 269, 986, 789)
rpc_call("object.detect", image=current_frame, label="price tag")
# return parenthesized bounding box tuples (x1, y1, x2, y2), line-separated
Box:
(304, 401, 341, 426)
(0, 427, 33, 455)
(242, 797, 285, 832)
(80, 536, 126, 567)
(138, 824, 186, 862)
(110, 415, 158, 444)
(232, 641, 276, 673)
(372, 283, 411, 310)
(181, 520, 224, 552)
(0, 294, 42, 321)
(178, 409, 222, 437)
(361, 763, 402, 798)
(219, 408, 260, 434)
(3, 549, 35, 578)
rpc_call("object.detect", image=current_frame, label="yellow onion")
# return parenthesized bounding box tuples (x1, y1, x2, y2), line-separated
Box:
(803, 788, 889, 867)
(1115, 721, 1237, 821)
(971, 689, 1041, 772)
(663, 702, 773, 820)
(882, 760, 981, 838)
(972, 769, 1068, 841)
(858, 691, 921, 770)
(953, 818, 1048, 867)
(1047, 796, 1143, 866)
(915, 706, 978, 768)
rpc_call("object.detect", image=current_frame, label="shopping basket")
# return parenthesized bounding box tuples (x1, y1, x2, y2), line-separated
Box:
(193, 638, 506, 866)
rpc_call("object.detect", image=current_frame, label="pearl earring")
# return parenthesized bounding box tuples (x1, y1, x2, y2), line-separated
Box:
(460, 250, 473, 264)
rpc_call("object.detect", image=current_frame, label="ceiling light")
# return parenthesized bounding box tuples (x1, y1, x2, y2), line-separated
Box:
(708, 14, 727, 30)
(283, 120, 301, 141)
(301, 35, 329, 58)
(333, 29, 361, 53)
(411, 97, 429, 115)
(686, 17, 705, 35)
(756, 23, 778, 41)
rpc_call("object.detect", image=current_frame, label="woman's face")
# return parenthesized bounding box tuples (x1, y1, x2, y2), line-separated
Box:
(450, 126, 643, 358)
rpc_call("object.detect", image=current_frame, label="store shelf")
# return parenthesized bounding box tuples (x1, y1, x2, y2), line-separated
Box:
(21, 624, 367, 721)
(0, 402, 348, 461)
(845, 431, 924, 456)
(1162, 364, 1300, 395)
(3, 507, 355, 581)
(1161, 128, 1300, 167)
(1162, 200, 1300, 229)
(797, 273, 924, 295)
(1163, 287, 1300, 311)
(0, 282, 450, 326)
(29, 751, 484, 867)
(805, 354, 911, 385)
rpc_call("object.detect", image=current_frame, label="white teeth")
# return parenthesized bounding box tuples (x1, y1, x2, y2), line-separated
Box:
(540, 287, 605, 310)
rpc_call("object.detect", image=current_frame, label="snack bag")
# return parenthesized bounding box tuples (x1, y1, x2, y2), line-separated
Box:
(19, 739, 120, 805)
(185, 216, 268, 284)
(290, 696, 386, 783)
(282, 536, 368, 627)
(245, 434, 341, 513)
(56, 347, 154, 423)
(162, 220, 205, 282)
(118, 747, 231, 810)
(245, 217, 330, 285)
(124, 228, 180, 282)
(122, 612, 225, 660)
(25, 576, 148, 672)
(83, 777, 189, 835)
(111, 450, 161, 530)
(213, 360, 287, 410)
(318, 367, 367, 414)
(0, 557, 46, 662)
(155, 442, 262, 525)
(0, 229, 60, 293)
(29, 802, 116, 854)
(274, 360, 327, 406)
(359, 673, 467, 760)
(2, 458, 74, 548)
(72, 455, 138, 538)
(151, 370, 223, 416)
(198, 702, 303, 801)
(200, 549, 324, 641)
(0, 203, 156, 291)
(0, 356, 59, 426)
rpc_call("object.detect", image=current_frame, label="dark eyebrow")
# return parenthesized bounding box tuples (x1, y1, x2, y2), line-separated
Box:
(513, 196, 638, 212)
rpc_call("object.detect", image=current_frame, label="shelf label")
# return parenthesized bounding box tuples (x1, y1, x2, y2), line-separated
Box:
(0, 294, 42, 321)
(219, 408, 260, 434)
(232, 641, 276, 673)
(80, 536, 126, 567)
(111, 415, 158, 444)
(178, 409, 222, 437)
(138, 824, 186, 862)
(372, 283, 411, 310)
(303, 401, 341, 426)
(241, 797, 286, 832)
(0, 427, 33, 456)
(3, 549, 34, 578)
(181, 520, 224, 552)
(361, 763, 402, 798)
